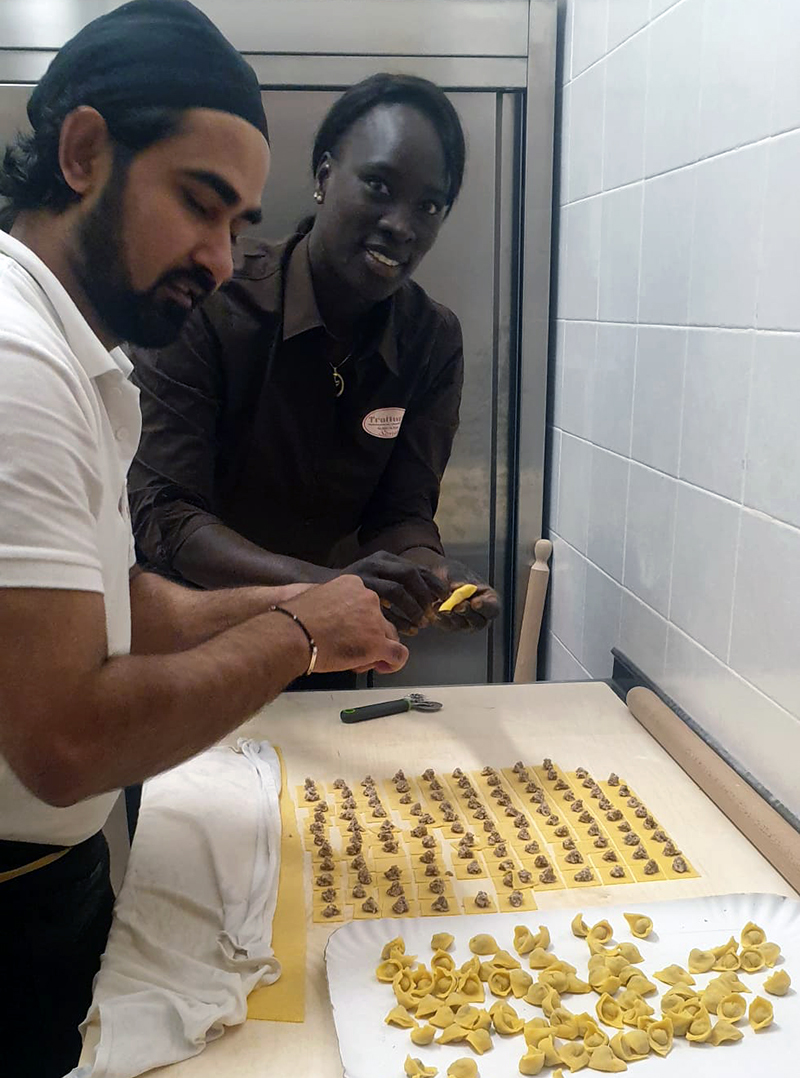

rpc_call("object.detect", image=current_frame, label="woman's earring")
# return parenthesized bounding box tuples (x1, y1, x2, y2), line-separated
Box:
(313, 190, 324, 204)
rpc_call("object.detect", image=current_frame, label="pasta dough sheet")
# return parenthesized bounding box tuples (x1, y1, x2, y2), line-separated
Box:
(247, 748, 307, 1023)
(295, 760, 698, 924)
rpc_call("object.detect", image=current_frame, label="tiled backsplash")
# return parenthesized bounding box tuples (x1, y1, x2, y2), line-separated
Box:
(545, 0, 800, 816)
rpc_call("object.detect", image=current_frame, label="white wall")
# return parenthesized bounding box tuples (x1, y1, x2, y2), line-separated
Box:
(545, 0, 800, 816)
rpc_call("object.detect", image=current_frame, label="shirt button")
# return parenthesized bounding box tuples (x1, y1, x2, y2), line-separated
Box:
(115, 426, 128, 441)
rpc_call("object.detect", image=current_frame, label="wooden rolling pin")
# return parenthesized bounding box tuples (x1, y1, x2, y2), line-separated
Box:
(514, 538, 553, 683)
(627, 686, 800, 894)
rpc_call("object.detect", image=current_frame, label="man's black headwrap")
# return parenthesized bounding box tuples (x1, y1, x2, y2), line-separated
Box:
(27, 0, 269, 142)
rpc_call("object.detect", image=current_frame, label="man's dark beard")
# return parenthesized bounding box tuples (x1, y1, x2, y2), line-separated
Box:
(71, 158, 214, 348)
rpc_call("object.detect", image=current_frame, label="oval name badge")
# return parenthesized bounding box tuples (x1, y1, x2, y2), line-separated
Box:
(362, 407, 406, 439)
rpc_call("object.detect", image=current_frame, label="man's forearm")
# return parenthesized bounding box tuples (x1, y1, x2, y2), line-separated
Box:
(44, 610, 310, 805)
(174, 522, 335, 590)
(130, 569, 307, 654)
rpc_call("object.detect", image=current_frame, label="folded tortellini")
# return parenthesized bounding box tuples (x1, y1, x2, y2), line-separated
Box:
(487, 968, 512, 998)
(741, 921, 767, 948)
(623, 913, 653, 939)
(688, 948, 716, 974)
(430, 1005, 456, 1029)
(431, 949, 455, 973)
(513, 925, 538, 955)
(643, 1016, 673, 1056)
(588, 920, 614, 946)
(510, 968, 534, 998)
(558, 1041, 590, 1072)
(466, 1027, 492, 1054)
(653, 964, 695, 987)
(436, 1023, 468, 1045)
(749, 995, 774, 1031)
(758, 941, 781, 967)
(596, 992, 624, 1029)
(457, 969, 485, 1003)
(527, 947, 558, 970)
(709, 1020, 743, 1045)
(491, 1001, 525, 1035)
(386, 1004, 416, 1028)
(572, 913, 590, 939)
(518, 1047, 546, 1075)
(410, 1024, 437, 1046)
(684, 1005, 712, 1042)
(621, 998, 654, 1026)
(469, 934, 498, 956)
(712, 949, 741, 972)
(717, 992, 746, 1021)
(446, 1060, 477, 1078)
(588, 967, 621, 996)
(764, 969, 791, 996)
(740, 946, 766, 973)
(431, 932, 454, 951)
(582, 1019, 609, 1049)
(405, 1056, 438, 1078)
(382, 936, 407, 960)
(609, 1029, 649, 1062)
(587, 1045, 627, 1072)
(453, 1005, 482, 1030)
(549, 1006, 580, 1040)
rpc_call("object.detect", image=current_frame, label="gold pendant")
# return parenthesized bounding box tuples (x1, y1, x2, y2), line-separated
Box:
(332, 370, 345, 397)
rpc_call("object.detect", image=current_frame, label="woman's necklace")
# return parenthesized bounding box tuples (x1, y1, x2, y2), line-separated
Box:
(329, 352, 352, 398)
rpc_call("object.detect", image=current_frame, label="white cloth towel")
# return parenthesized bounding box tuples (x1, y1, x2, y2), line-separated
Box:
(69, 739, 283, 1078)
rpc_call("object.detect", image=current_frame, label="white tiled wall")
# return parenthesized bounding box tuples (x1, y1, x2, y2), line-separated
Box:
(544, 0, 800, 816)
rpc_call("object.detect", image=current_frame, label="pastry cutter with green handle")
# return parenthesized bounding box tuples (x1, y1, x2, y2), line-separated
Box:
(340, 692, 443, 724)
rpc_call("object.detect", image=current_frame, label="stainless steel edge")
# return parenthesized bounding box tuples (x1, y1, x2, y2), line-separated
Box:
(489, 90, 522, 683)
(513, 0, 557, 653)
(0, 52, 527, 92)
(0, 54, 55, 84)
(245, 55, 527, 90)
(0, 0, 529, 57)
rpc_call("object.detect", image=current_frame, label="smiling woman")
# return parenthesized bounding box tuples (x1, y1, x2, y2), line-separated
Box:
(129, 73, 501, 660)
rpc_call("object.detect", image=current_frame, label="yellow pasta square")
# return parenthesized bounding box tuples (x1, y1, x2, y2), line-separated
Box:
(453, 858, 490, 881)
(659, 856, 699, 881)
(626, 859, 665, 883)
(531, 867, 567, 892)
(351, 899, 384, 919)
(591, 860, 631, 886)
(497, 888, 537, 912)
(462, 892, 499, 915)
(420, 896, 462, 917)
(417, 881, 456, 905)
(311, 903, 345, 923)
(486, 857, 523, 879)
(380, 897, 421, 918)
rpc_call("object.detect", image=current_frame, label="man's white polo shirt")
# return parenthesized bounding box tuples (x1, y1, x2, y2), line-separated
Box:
(0, 230, 141, 845)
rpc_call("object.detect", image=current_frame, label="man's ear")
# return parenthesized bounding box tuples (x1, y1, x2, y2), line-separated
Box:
(58, 106, 113, 199)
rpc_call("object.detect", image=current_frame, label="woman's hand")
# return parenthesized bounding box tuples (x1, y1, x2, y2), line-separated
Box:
(430, 559, 500, 632)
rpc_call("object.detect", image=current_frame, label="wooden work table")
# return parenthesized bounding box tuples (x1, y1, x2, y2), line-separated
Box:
(148, 680, 797, 1076)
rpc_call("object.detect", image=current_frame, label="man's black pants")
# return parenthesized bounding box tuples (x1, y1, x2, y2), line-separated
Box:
(0, 832, 114, 1077)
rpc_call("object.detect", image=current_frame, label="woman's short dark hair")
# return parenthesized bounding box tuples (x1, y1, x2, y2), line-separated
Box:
(0, 97, 182, 231)
(313, 73, 466, 212)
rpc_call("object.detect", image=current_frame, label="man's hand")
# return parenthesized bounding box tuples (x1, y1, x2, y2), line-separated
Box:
(281, 575, 409, 673)
(339, 552, 449, 635)
(430, 559, 500, 632)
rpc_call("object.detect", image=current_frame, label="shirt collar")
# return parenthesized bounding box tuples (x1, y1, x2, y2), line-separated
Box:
(0, 230, 131, 380)
(282, 234, 399, 375)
